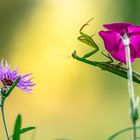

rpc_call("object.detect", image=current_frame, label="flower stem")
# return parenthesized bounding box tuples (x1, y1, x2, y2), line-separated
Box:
(1, 96, 10, 140)
(133, 120, 137, 140)
(125, 44, 137, 140)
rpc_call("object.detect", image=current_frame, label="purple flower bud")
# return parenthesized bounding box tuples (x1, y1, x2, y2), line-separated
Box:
(99, 23, 140, 64)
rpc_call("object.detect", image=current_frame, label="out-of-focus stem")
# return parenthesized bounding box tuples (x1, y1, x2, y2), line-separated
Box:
(125, 44, 137, 140)
(1, 97, 10, 140)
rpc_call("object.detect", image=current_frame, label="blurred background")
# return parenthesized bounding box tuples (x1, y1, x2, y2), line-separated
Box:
(0, 0, 140, 139)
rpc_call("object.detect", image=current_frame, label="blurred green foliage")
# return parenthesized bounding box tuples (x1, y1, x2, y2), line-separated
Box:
(118, 0, 140, 24)
(0, 0, 37, 57)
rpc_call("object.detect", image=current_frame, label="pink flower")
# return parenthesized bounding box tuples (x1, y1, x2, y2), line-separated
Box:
(99, 23, 140, 64)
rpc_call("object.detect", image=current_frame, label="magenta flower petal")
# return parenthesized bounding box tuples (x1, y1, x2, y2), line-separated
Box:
(103, 23, 132, 33)
(99, 22, 140, 64)
(111, 44, 126, 64)
(0, 60, 35, 93)
(130, 35, 140, 52)
(128, 25, 140, 34)
(99, 31, 121, 52)
(136, 51, 140, 58)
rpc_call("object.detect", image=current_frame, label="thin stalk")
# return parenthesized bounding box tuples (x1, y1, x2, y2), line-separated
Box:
(1, 96, 10, 140)
(125, 44, 135, 105)
(133, 121, 137, 140)
(125, 44, 137, 140)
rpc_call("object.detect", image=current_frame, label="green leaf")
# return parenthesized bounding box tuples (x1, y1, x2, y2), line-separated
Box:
(18, 126, 35, 135)
(5, 77, 20, 97)
(10, 126, 35, 138)
(108, 126, 140, 140)
(11, 116, 35, 139)
(12, 114, 22, 140)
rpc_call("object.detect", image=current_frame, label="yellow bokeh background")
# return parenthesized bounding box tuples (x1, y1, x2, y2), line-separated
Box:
(0, 0, 140, 139)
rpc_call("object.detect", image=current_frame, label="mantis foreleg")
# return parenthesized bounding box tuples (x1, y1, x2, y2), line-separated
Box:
(78, 18, 99, 59)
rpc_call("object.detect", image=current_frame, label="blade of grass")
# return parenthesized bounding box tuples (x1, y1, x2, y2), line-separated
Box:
(10, 126, 36, 138)
(12, 114, 22, 140)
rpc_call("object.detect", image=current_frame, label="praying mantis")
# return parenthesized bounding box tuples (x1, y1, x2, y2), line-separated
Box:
(72, 19, 140, 84)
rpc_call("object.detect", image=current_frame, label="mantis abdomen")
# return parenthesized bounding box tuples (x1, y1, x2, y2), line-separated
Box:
(72, 51, 140, 84)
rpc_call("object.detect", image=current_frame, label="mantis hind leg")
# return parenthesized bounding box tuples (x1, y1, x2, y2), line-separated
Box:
(101, 50, 113, 63)
(101, 50, 123, 66)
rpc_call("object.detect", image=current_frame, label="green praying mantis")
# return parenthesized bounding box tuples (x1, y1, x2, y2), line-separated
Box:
(72, 19, 140, 84)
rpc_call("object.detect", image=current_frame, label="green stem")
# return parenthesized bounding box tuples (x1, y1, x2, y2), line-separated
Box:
(133, 121, 137, 140)
(1, 96, 10, 140)
(125, 43, 137, 140)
